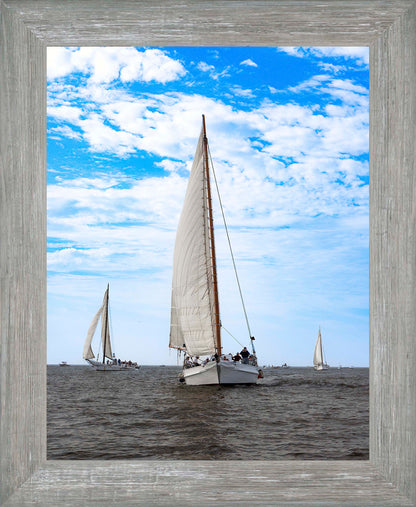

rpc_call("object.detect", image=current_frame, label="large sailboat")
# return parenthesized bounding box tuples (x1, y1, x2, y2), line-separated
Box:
(313, 327, 329, 370)
(169, 115, 262, 385)
(82, 284, 139, 371)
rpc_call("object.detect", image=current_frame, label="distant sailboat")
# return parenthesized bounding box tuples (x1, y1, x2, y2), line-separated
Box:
(169, 115, 262, 385)
(313, 327, 329, 370)
(83, 284, 140, 371)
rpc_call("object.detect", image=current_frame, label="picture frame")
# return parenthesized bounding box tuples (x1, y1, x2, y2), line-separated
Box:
(1, 1, 415, 504)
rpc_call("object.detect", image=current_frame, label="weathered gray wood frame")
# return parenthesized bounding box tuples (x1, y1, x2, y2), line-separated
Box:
(1, 1, 415, 505)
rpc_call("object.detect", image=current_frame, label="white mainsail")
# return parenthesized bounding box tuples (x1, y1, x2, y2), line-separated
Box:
(169, 128, 217, 357)
(82, 285, 112, 361)
(313, 328, 324, 369)
(83, 304, 103, 360)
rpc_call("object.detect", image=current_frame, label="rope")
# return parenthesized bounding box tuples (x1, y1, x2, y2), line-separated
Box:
(108, 302, 115, 359)
(221, 325, 245, 348)
(208, 145, 255, 354)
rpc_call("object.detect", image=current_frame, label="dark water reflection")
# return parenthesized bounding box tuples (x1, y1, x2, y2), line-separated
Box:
(47, 365, 368, 460)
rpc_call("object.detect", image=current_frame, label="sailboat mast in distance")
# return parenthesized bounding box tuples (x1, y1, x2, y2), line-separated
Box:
(202, 114, 222, 356)
(82, 284, 139, 371)
(102, 283, 109, 364)
(313, 327, 329, 370)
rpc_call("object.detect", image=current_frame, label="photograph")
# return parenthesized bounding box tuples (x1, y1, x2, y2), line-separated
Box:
(46, 46, 369, 461)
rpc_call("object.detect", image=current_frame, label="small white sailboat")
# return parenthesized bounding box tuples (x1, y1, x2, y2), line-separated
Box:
(82, 284, 140, 371)
(169, 115, 262, 385)
(313, 327, 329, 370)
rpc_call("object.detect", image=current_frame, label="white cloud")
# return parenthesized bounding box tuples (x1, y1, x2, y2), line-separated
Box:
(329, 79, 367, 95)
(156, 159, 186, 173)
(197, 61, 215, 72)
(78, 115, 140, 156)
(47, 47, 186, 84)
(278, 47, 305, 58)
(288, 75, 368, 109)
(48, 172, 186, 223)
(278, 47, 369, 66)
(47, 48, 77, 79)
(46, 172, 190, 312)
(230, 86, 255, 98)
(47, 105, 83, 122)
(318, 62, 346, 74)
(119, 49, 187, 83)
(196, 61, 230, 81)
(312, 47, 369, 65)
(52, 88, 367, 210)
(288, 74, 331, 93)
(47, 85, 369, 276)
(48, 125, 82, 140)
(47, 80, 368, 216)
(240, 59, 258, 67)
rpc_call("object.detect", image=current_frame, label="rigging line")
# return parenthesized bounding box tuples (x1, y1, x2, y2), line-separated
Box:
(207, 145, 254, 351)
(221, 325, 245, 348)
(108, 302, 115, 358)
(102, 286, 110, 363)
(321, 327, 327, 366)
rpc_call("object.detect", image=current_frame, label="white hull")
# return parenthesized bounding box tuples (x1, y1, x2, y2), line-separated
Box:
(314, 364, 329, 371)
(183, 359, 259, 385)
(86, 359, 140, 371)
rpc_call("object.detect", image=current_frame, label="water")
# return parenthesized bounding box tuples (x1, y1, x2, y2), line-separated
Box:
(47, 365, 368, 460)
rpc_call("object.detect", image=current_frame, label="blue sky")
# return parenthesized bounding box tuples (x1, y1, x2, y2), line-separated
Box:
(47, 46, 369, 366)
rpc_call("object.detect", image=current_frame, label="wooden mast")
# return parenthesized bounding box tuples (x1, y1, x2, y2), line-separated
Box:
(102, 284, 109, 363)
(202, 115, 222, 356)
(319, 328, 323, 365)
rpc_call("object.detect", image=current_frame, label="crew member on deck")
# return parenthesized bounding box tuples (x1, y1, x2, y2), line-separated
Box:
(241, 347, 250, 364)
(185, 356, 192, 367)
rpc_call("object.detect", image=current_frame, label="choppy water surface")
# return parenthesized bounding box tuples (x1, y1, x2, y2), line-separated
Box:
(47, 365, 368, 460)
